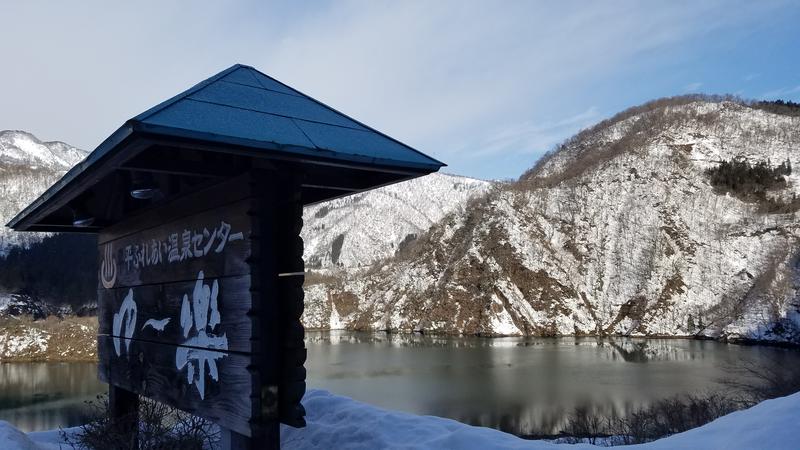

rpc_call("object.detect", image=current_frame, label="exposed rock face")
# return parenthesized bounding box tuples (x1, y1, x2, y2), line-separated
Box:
(0, 130, 87, 254)
(303, 99, 800, 344)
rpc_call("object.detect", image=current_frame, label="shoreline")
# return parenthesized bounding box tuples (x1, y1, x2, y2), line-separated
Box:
(305, 328, 800, 349)
(1, 320, 797, 364)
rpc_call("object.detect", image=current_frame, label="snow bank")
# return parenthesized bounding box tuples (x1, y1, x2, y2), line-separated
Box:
(282, 390, 800, 450)
(281, 390, 570, 450)
(0, 422, 79, 450)
(3, 390, 798, 449)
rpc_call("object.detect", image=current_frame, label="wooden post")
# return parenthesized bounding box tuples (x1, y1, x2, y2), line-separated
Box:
(218, 170, 283, 450)
(108, 385, 139, 449)
(275, 173, 307, 428)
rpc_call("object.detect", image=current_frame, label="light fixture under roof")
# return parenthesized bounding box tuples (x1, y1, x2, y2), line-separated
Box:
(130, 188, 159, 200)
(130, 172, 161, 200)
(71, 206, 95, 227)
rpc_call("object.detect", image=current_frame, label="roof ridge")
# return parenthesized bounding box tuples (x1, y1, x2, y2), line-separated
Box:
(242, 66, 447, 167)
(132, 64, 245, 123)
(181, 97, 366, 131)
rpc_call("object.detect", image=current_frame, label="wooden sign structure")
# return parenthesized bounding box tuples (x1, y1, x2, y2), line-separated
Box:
(7, 64, 444, 449)
(96, 172, 306, 442)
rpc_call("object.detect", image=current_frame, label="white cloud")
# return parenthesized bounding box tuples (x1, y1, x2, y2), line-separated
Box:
(760, 85, 800, 99)
(684, 82, 703, 92)
(468, 107, 600, 158)
(0, 0, 792, 178)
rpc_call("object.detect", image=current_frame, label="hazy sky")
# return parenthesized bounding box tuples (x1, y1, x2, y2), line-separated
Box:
(1, 1, 799, 179)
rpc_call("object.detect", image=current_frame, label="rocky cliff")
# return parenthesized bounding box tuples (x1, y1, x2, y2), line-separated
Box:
(302, 98, 800, 344)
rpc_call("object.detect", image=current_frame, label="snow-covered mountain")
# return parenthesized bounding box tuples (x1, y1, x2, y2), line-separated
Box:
(0, 128, 489, 269)
(0, 130, 86, 170)
(0, 130, 87, 254)
(303, 98, 800, 344)
(302, 173, 492, 271)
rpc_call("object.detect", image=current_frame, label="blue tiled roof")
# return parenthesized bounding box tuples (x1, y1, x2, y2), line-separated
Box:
(7, 64, 444, 231)
(130, 64, 444, 170)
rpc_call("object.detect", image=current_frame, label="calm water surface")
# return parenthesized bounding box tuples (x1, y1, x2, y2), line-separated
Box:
(305, 332, 800, 436)
(1, 333, 799, 435)
(0, 362, 104, 432)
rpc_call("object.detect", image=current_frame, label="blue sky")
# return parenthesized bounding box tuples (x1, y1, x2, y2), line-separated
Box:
(1, 1, 799, 180)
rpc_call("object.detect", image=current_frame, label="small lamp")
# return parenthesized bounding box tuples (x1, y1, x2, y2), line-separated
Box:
(130, 172, 161, 200)
(71, 205, 95, 227)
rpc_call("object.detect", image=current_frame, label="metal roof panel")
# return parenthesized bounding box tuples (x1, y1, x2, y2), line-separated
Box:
(188, 81, 366, 129)
(294, 119, 438, 167)
(8, 64, 445, 231)
(143, 99, 316, 149)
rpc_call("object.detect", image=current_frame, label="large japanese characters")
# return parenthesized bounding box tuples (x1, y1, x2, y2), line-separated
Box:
(97, 197, 259, 437)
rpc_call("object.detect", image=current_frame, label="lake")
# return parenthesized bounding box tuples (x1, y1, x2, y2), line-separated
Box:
(2, 332, 799, 436)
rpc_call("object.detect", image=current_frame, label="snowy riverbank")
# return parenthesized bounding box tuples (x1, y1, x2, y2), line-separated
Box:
(4, 389, 799, 449)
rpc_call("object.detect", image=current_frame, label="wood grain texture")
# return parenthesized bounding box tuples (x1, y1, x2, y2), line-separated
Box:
(97, 199, 252, 289)
(94, 167, 310, 440)
(98, 335, 266, 437)
(98, 275, 256, 353)
(98, 173, 254, 245)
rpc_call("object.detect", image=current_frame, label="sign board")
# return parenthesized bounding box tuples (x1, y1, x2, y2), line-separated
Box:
(96, 173, 306, 439)
(7, 64, 444, 449)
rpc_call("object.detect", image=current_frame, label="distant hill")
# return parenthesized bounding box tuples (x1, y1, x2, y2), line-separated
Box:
(303, 173, 491, 271)
(303, 96, 800, 344)
(0, 130, 489, 311)
(4, 97, 800, 347)
(0, 130, 87, 254)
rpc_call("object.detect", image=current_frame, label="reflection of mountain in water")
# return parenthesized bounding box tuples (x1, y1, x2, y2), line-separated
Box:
(307, 331, 700, 363)
(0, 363, 104, 431)
(306, 332, 799, 437)
(306, 330, 512, 348)
(595, 338, 698, 363)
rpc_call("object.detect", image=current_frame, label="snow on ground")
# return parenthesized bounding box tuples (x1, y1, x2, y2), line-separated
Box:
(282, 390, 800, 450)
(0, 327, 49, 357)
(0, 294, 11, 312)
(3, 389, 798, 449)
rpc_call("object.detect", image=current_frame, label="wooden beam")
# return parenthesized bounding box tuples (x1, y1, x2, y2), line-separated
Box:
(300, 183, 360, 192)
(10, 135, 151, 231)
(118, 165, 226, 179)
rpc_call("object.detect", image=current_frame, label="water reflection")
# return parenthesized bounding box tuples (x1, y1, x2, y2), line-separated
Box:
(0, 362, 105, 432)
(0, 334, 797, 437)
(306, 331, 800, 436)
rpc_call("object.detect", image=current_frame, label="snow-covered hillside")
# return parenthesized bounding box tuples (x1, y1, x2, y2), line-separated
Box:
(0, 296, 96, 362)
(303, 99, 800, 344)
(0, 131, 85, 170)
(0, 131, 86, 254)
(302, 173, 491, 270)
(0, 130, 488, 265)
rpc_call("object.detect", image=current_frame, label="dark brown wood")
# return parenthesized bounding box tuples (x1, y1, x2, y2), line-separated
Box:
(250, 171, 282, 438)
(97, 199, 252, 289)
(94, 167, 306, 448)
(109, 385, 139, 448)
(98, 335, 261, 437)
(98, 275, 256, 353)
(98, 173, 254, 245)
(272, 172, 307, 427)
